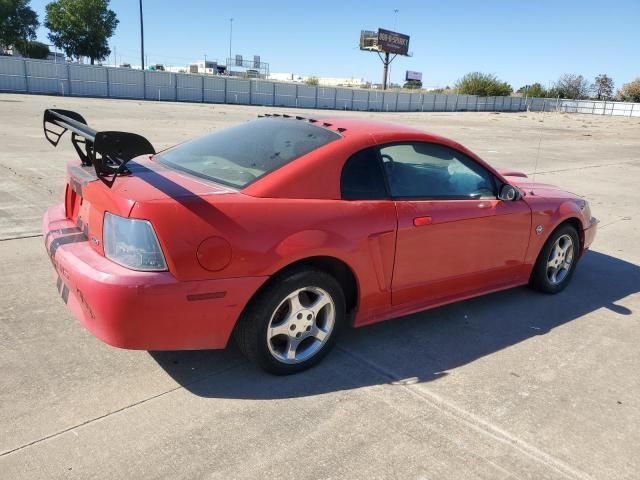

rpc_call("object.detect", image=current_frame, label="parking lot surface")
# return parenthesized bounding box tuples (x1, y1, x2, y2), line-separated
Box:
(1, 93, 639, 479)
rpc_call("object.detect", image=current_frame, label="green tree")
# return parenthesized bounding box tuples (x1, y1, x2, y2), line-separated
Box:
(403, 80, 422, 89)
(517, 83, 547, 97)
(591, 74, 614, 100)
(45, 0, 118, 64)
(0, 0, 39, 50)
(19, 39, 49, 58)
(616, 78, 640, 103)
(455, 72, 512, 96)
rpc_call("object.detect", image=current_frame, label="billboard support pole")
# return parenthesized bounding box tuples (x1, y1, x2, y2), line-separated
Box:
(382, 52, 390, 90)
(378, 51, 397, 90)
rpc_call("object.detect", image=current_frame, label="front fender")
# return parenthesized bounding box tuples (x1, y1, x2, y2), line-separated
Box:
(524, 198, 589, 265)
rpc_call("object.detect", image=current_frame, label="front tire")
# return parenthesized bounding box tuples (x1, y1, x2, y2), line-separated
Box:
(234, 266, 345, 375)
(529, 224, 580, 294)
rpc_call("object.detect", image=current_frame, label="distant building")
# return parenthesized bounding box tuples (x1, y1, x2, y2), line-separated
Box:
(269, 72, 305, 82)
(189, 60, 216, 74)
(269, 73, 368, 87)
(165, 65, 189, 74)
(47, 51, 66, 62)
(317, 76, 368, 87)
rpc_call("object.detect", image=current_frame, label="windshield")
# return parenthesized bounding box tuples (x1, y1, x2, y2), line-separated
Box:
(155, 118, 341, 188)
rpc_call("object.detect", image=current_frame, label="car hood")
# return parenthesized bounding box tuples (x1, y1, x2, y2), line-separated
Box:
(499, 171, 581, 200)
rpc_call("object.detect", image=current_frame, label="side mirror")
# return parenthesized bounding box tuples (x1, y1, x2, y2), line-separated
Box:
(498, 184, 521, 201)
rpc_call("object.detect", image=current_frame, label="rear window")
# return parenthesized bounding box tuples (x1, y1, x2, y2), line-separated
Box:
(155, 118, 341, 188)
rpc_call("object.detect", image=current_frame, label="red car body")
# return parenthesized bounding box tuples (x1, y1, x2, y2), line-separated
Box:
(43, 115, 597, 351)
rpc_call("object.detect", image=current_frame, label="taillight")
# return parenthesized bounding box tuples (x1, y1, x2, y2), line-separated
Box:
(103, 212, 167, 271)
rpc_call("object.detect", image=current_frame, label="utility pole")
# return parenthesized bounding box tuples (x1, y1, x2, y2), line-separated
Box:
(139, 0, 145, 70)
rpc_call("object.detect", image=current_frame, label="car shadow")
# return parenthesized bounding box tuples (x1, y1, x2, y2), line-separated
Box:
(149, 250, 638, 399)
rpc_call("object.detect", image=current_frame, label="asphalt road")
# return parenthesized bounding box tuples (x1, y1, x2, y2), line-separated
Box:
(1, 94, 639, 479)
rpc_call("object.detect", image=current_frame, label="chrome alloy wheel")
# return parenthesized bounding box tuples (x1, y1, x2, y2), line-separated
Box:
(546, 234, 574, 285)
(267, 286, 335, 364)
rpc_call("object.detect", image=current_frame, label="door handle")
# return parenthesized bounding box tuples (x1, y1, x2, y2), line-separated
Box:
(413, 216, 432, 227)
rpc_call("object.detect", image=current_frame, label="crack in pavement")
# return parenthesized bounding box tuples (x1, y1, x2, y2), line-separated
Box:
(530, 158, 640, 176)
(0, 233, 43, 242)
(597, 216, 632, 230)
(336, 345, 595, 480)
(0, 363, 242, 458)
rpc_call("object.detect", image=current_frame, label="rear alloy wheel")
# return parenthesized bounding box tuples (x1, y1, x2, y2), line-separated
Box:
(267, 286, 336, 364)
(235, 266, 345, 375)
(530, 224, 580, 294)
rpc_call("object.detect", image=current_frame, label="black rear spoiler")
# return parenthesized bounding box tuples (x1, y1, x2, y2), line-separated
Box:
(43, 109, 155, 184)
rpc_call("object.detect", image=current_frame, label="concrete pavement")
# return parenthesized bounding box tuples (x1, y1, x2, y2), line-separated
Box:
(0, 94, 638, 479)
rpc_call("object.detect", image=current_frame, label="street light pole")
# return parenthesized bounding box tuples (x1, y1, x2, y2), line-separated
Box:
(139, 0, 145, 70)
(229, 18, 233, 67)
(389, 8, 399, 88)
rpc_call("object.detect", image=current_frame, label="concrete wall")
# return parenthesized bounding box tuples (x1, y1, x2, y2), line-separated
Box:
(1, 57, 638, 116)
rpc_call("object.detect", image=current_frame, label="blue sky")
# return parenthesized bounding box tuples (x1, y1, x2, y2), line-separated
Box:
(29, 0, 640, 89)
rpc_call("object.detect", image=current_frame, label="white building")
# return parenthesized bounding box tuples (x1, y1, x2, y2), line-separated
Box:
(317, 76, 368, 87)
(269, 72, 305, 82)
(190, 60, 220, 75)
(269, 73, 368, 87)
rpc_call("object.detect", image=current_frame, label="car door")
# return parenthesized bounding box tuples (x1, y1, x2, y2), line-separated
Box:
(380, 142, 532, 307)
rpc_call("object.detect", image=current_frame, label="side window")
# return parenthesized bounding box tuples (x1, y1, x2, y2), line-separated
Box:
(341, 148, 388, 200)
(380, 143, 496, 199)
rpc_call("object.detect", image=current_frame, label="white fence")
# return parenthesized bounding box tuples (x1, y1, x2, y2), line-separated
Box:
(1, 57, 638, 116)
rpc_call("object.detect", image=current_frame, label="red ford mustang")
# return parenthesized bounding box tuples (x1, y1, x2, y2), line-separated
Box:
(42, 109, 597, 374)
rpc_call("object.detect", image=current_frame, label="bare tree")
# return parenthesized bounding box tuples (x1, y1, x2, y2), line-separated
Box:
(554, 74, 589, 99)
(591, 74, 614, 100)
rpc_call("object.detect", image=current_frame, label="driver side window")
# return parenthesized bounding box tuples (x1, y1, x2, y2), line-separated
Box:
(380, 143, 496, 199)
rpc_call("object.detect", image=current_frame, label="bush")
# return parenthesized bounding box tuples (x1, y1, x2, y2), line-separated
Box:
(517, 83, 547, 97)
(455, 72, 512, 96)
(617, 78, 640, 103)
(304, 76, 319, 86)
(403, 80, 422, 89)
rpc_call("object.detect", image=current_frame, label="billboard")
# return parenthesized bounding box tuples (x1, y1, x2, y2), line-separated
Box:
(377, 28, 410, 55)
(406, 70, 422, 81)
(359, 30, 379, 50)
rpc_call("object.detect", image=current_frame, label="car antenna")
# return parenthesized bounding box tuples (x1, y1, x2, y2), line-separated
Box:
(532, 106, 546, 185)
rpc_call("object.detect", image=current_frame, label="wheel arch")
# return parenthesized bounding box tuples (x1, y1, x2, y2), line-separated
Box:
(237, 255, 360, 327)
(553, 217, 584, 254)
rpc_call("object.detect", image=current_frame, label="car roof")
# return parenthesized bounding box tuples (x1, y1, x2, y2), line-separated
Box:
(242, 116, 487, 199)
(261, 115, 454, 146)
(288, 116, 426, 137)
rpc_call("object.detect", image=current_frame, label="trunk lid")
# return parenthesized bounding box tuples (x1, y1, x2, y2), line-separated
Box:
(63, 155, 235, 256)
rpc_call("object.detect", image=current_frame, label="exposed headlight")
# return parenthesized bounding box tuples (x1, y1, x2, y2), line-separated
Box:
(103, 212, 168, 271)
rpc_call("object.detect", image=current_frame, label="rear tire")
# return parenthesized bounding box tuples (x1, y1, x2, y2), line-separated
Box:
(529, 224, 580, 294)
(234, 266, 345, 375)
